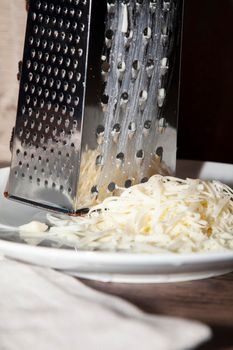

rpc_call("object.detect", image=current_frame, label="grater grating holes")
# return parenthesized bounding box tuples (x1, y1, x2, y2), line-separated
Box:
(156, 146, 163, 160)
(10, 0, 95, 198)
(125, 179, 132, 188)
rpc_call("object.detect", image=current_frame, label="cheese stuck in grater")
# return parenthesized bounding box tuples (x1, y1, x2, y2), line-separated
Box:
(6, 0, 184, 214)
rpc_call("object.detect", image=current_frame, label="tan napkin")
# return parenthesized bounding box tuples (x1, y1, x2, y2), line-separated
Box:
(0, 258, 211, 350)
(0, 0, 26, 162)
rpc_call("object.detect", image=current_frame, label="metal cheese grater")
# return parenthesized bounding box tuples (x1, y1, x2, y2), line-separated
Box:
(6, 0, 184, 214)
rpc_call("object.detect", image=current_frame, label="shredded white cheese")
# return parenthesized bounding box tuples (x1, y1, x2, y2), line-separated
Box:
(19, 221, 48, 233)
(19, 175, 233, 254)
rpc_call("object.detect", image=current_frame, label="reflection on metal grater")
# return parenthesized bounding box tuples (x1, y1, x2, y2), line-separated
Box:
(6, 0, 184, 214)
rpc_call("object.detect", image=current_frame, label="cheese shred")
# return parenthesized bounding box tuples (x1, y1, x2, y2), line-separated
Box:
(19, 175, 233, 254)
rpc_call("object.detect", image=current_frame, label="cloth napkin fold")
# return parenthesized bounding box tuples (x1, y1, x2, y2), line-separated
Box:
(0, 258, 211, 350)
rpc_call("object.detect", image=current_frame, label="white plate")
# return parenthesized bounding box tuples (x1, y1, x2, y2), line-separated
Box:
(0, 160, 233, 283)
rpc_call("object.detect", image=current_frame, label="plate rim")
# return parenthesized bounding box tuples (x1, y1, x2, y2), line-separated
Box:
(0, 238, 233, 265)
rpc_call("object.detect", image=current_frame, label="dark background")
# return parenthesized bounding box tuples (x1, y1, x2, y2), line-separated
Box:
(178, 0, 233, 164)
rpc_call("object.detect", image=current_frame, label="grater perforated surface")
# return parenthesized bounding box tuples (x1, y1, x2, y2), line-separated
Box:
(8, 0, 184, 214)
(8, 0, 92, 212)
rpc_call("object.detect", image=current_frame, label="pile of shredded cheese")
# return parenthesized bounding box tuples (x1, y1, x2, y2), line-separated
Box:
(19, 175, 233, 254)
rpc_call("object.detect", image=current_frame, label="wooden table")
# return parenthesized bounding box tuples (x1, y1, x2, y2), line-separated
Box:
(1, 162, 232, 349)
(83, 273, 233, 350)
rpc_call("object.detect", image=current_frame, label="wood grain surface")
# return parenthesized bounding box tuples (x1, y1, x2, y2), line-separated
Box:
(83, 272, 233, 350)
